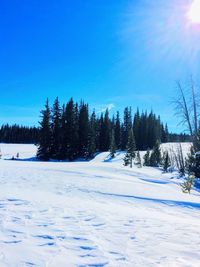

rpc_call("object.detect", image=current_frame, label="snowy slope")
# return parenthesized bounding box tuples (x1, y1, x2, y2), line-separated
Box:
(0, 143, 200, 267)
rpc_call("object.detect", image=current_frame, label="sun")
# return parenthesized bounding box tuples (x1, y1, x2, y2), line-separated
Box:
(188, 0, 200, 24)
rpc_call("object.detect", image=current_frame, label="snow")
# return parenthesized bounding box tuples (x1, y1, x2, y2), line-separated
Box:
(0, 143, 200, 267)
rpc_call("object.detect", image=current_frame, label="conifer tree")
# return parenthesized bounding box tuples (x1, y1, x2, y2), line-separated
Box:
(110, 130, 116, 158)
(149, 140, 161, 167)
(143, 149, 151, 166)
(99, 110, 110, 151)
(51, 97, 62, 159)
(115, 111, 121, 149)
(133, 108, 140, 149)
(37, 99, 52, 161)
(135, 150, 142, 168)
(78, 102, 89, 158)
(121, 107, 132, 150)
(163, 151, 171, 172)
(87, 111, 97, 159)
(123, 129, 136, 168)
(64, 98, 79, 160)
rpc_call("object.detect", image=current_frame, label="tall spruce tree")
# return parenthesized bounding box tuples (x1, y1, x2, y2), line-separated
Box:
(37, 99, 52, 161)
(121, 107, 132, 150)
(115, 111, 121, 149)
(123, 129, 136, 168)
(64, 98, 79, 160)
(51, 97, 62, 159)
(87, 111, 97, 159)
(163, 151, 171, 172)
(135, 150, 142, 168)
(99, 109, 110, 151)
(149, 140, 161, 167)
(110, 130, 116, 158)
(143, 148, 151, 166)
(78, 102, 89, 158)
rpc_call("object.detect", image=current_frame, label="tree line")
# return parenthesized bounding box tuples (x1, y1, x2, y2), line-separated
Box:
(0, 124, 39, 144)
(37, 97, 181, 161)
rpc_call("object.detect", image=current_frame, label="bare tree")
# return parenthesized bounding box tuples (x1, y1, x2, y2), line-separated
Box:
(173, 77, 200, 140)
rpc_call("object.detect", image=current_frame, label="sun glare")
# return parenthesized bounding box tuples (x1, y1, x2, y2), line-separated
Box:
(188, 0, 200, 24)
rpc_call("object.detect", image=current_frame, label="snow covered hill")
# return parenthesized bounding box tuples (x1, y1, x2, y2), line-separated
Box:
(0, 143, 199, 267)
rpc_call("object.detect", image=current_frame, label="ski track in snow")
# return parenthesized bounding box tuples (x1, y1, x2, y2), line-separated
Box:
(0, 144, 200, 266)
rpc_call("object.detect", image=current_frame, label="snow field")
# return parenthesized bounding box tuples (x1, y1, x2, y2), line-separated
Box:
(0, 143, 199, 267)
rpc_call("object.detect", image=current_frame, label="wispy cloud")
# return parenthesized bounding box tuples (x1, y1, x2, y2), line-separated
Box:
(91, 103, 115, 114)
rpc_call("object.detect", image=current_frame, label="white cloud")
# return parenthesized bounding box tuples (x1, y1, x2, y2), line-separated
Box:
(98, 103, 115, 113)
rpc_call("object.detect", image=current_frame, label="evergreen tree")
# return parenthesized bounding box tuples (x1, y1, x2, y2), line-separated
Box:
(149, 140, 161, 167)
(123, 129, 136, 168)
(78, 102, 89, 158)
(37, 99, 52, 161)
(121, 107, 132, 150)
(110, 130, 116, 158)
(87, 111, 97, 159)
(133, 108, 140, 149)
(135, 150, 142, 168)
(193, 129, 200, 152)
(163, 151, 171, 172)
(143, 149, 151, 166)
(64, 98, 79, 160)
(51, 97, 62, 159)
(99, 109, 110, 151)
(115, 111, 121, 149)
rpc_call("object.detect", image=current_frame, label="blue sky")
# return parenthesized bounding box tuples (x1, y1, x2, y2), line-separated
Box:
(0, 0, 200, 132)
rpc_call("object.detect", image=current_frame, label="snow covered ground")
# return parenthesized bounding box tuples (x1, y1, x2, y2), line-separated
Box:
(0, 143, 200, 267)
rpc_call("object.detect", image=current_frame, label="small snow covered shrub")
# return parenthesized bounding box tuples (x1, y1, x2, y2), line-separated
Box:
(181, 174, 195, 194)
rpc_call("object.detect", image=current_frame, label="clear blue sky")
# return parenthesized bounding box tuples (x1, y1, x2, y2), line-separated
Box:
(0, 0, 200, 132)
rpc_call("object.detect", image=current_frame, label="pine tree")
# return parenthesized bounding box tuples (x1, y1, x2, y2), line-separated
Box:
(143, 149, 151, 166)
(99, 109, 110, 151)
(133, 108, 140, 149)
(64, 98, 79, 160)
(123, 129, 136, 168)
(163, 151, 171, 172)
(149, 140, 161, 167)
(78, 102, 89, 158)
(51, 97, 62, 159)
(115, 111, 121, 149)
(121, 107, 132, 150)
(87, 111, 97, 159)
(110, 130, 116, 158)
(193, 129, 200, 152)
(135, 151, 142, 168)
(37, 99, 52, 161)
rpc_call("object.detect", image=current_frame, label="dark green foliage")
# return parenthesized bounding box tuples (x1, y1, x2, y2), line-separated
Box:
(114, 111, 121, 149)
(149, 140, 161, 167)
(0, 124, 39, 144)
(143, 149, 151, 166)
(121, 107, 132, 150)
(123, 129, 136, 168)
(135, 150, 142, 168)
(87, 111, 97, 159)
(78, 102, 89, 158)
(99, 110, 111, 152)
(110, 130, 116, 159)
(35, 98, 186, 161)
(51, 97, 62, 159)
(193, 129, 200, 152)
(37, 99, 52, 161)
(163, 151, 171, 172)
